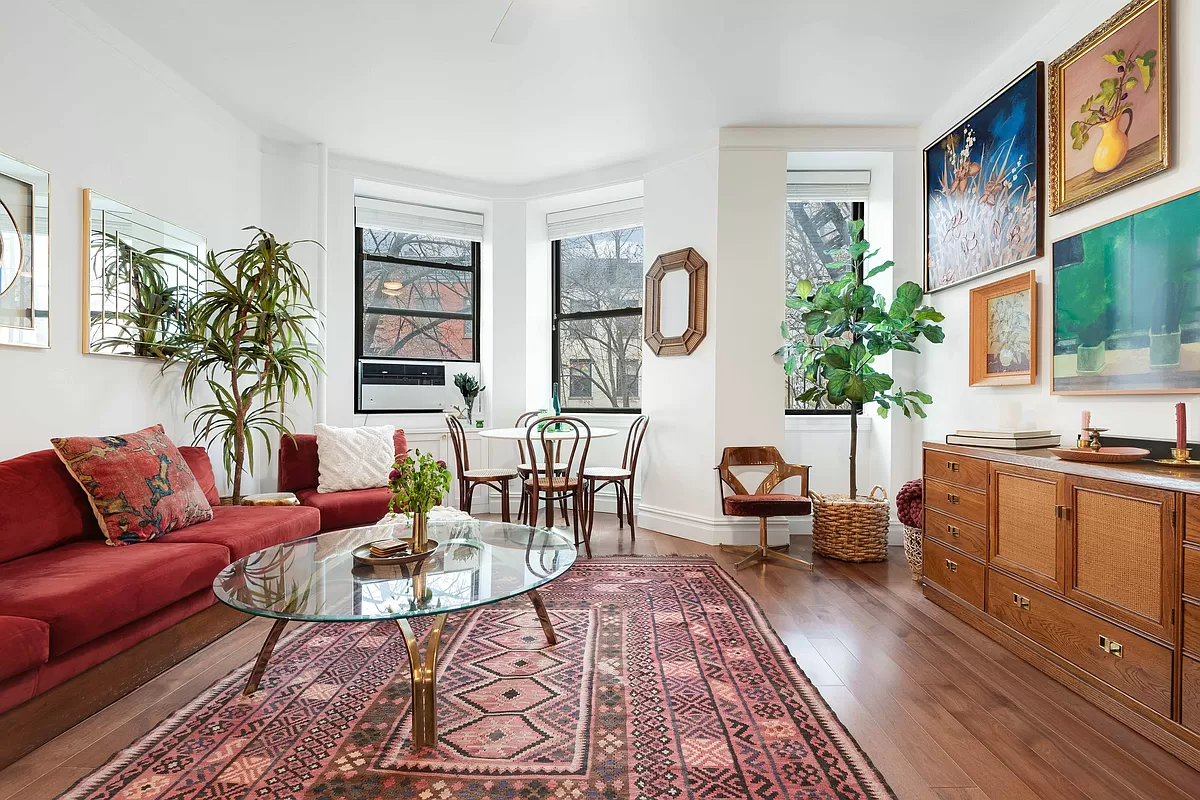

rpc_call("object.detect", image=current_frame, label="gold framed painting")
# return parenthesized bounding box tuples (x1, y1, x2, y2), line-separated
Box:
(1049, 0, 1170, 215)
(970, 270, 1037, 386)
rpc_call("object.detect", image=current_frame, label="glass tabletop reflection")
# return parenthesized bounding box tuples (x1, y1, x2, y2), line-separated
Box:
(213, 518, 577, 623)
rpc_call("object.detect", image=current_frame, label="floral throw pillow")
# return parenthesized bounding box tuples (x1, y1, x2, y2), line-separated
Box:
(51, 424, 214, 546)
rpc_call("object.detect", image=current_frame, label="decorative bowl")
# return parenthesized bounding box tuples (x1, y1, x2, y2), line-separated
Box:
(1048, 446, 1150, 464)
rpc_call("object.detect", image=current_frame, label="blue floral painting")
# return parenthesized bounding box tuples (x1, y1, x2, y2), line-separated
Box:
(925, 63, 1044, 292)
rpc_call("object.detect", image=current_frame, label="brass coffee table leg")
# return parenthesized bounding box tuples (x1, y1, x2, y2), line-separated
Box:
(243, 618, 288, 696)
(397, 614, 448, 750)
(527, 588, 556, 645)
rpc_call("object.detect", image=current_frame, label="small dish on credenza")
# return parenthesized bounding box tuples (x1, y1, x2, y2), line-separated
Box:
(1049, 446, 1150, 464)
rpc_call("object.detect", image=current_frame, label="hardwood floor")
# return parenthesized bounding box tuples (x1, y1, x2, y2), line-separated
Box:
(3, 514, 1200, 799)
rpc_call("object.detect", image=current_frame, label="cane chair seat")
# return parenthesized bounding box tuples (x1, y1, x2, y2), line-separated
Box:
(583, 466, 632, 480)
(524, 475, 580, 491)
(518, 462, 569, 473)
(463, 468, 520, 480)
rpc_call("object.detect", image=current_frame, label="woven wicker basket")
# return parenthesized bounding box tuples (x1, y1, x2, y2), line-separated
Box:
(810, 485, 890, 563)
(902, 524, 923, 581)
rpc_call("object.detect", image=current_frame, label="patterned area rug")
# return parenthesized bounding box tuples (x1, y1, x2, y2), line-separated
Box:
(61, 557, 893, 799)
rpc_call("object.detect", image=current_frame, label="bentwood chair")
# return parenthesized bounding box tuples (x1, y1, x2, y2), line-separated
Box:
(716, 446, 813, 572)
(447, 415, 518, 521)
(584, 415, 649, 540)
(514, 411, 568, 522)
(524, 416, 591, 556)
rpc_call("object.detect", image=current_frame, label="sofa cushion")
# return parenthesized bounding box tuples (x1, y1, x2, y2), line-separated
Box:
(156, 505, 321, 559)
(279, 430, 408, 493)
(179, 446, 222, 507)
(0, 540, 228, 657)
(0, 449, 98, 564)
(0, 616, 50, 682)
(297, 487, 392, 532)
(315, 423, 396, 493)
(51, 424, 214, 545)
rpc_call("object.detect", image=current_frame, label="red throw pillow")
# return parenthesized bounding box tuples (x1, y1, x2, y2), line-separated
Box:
(51, 424, 214, 546)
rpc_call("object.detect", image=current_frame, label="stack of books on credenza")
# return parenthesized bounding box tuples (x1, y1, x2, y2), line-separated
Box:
(944, 429, 1062, 449)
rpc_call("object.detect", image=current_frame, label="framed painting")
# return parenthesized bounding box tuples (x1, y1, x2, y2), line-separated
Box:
(0, 150, 49, 349)
(924, 63, 1044, 293)
(1049, 0, 1170, 215)
(1053, 186, 1200, 395)
(970, 270, 1037, 386)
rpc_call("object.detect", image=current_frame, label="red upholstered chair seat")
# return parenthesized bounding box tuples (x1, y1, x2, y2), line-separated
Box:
(296, 487, 393, 532)
(0, 616, 49, 682)
(722, 493, 812, 518)
(155, 505, 321, 559)
(0, 541, 229, 657)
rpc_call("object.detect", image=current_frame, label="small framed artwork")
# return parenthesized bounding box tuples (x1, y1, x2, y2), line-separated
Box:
(924, 63, 1044, 293)
(970, 270, 1037, 386)
(1049, 0, 1170, 215)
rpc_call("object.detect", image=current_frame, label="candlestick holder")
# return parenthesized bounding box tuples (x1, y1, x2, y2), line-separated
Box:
(1082, 427, 1107, 452)
(1152, 447, 1200, 467)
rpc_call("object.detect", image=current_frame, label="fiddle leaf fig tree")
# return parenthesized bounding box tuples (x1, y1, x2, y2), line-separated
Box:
(776, 220, 945, 498)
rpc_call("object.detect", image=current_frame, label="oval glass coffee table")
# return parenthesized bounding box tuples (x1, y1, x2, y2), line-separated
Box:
(213, 517, 576, 750)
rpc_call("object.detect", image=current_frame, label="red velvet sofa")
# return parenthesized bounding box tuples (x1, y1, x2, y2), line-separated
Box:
(278, 430, 408, 531)
(0, 445, 320, 717)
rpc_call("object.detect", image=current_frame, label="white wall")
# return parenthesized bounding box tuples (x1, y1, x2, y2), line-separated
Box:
(914, 0, 1200, 466)
(0, 0, 261, 473)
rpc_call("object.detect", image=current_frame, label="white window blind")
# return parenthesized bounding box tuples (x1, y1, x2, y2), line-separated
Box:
(786, 170, 871, 202)
(354, 197, 484, 242)
(546, 197, 643, 240)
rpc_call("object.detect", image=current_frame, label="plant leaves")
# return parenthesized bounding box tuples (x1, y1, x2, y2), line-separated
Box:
(824, 344, 851, 370)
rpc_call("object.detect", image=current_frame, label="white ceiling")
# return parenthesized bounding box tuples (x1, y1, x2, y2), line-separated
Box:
(79, 0, 1052, 184)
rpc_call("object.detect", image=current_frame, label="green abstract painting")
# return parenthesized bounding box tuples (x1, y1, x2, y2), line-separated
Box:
(1053, 189, 1200, 394)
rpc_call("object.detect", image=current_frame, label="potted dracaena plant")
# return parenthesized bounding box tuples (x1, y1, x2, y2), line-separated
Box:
(776, 219, 944, 562)
(162, 227, 324, 504)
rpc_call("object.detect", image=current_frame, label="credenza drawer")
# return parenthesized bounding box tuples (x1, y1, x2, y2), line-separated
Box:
(924, 450, 987, 490)
(1185, 600, 1200, 658)
(1185, 545, 1200, 600)
(925, 506, 986, 560)
(924, 478, 987, 525)
(987, 569, 1172, 716)
(1184, 656, 1200, 734)
(1187, 494, 1200, 545)
(923, 538, 985, 610)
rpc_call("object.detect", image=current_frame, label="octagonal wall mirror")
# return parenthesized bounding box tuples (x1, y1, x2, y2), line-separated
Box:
(84, 189, 206, 357)
(644, 246, 707, 356)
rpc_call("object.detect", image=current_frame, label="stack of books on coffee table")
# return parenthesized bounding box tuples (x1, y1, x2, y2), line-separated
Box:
(945, 428, 1061, 449)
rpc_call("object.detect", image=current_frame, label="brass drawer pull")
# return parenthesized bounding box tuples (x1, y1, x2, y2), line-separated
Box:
(946, 524, 960, 537)
(1055, 504, 1072, 521)
(944, 559, 958, 573)
(947, 493, 960, 505)
(1012, 593, 1030, 610)
(946, 460, 960, 472)
(1098, 635, 1124, 658)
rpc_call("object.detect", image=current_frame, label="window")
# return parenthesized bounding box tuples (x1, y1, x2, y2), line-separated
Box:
(785, 200, 866, 413)
(355, 226, 480, 361)
(552, 225, 643, 411)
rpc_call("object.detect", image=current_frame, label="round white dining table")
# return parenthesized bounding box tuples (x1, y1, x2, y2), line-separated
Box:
(478, 426, 620, 441)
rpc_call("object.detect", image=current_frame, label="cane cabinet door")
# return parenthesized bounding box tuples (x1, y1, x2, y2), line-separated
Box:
(989, 463, 1066, 593)
(1065, 476, 1176, 643)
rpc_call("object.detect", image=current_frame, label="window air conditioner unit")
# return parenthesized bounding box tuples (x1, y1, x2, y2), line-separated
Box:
(357, 360, 446, 412)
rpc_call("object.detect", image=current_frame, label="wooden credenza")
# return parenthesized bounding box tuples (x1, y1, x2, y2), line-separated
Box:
(922, 442, 1200, 766)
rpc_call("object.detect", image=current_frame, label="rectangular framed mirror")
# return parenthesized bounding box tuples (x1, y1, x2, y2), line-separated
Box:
(83, 189, 206, 357)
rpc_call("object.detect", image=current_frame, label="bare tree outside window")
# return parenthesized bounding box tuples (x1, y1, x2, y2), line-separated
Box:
(356, 227, 479, 361)
(785, 201, 865, 411)
(553, 226, 643, 411)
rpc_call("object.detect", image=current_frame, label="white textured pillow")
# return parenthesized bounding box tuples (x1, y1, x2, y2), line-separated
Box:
(314, 423, 396, 493)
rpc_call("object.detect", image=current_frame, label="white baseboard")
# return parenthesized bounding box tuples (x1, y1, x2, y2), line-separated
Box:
(477, 487, 639, 517)
(635, 503, 790, 547)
